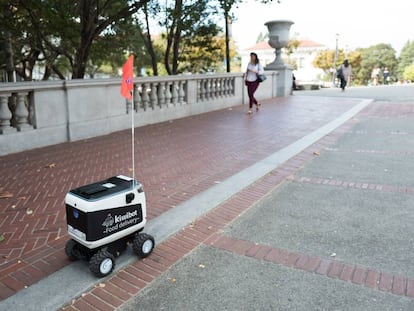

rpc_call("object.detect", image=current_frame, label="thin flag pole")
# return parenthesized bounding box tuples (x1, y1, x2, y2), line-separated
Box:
(131, 89, 135, 188)
(120, 55, 135, 188)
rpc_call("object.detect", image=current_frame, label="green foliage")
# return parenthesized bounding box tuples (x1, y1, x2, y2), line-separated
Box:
(1, 0, 151, 80)
(403, 64, 414, 82)
(356, 43, 397, 84)
(397, 41, 414, 81)
(313, 44, 398, 85)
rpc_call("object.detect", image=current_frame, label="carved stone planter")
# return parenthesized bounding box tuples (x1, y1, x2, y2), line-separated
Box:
(264, 20, 294, 69)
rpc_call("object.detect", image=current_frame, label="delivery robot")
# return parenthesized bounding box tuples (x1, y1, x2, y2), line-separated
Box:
(64, 175, 155, 277)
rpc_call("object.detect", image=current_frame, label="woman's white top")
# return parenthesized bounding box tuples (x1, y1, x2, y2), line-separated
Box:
(246, 63, 264, 82)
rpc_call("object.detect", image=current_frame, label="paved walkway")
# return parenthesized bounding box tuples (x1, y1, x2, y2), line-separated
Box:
(1, 85, 414, 310)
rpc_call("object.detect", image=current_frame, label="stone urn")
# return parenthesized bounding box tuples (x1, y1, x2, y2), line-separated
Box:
(264, 20, 294, 69)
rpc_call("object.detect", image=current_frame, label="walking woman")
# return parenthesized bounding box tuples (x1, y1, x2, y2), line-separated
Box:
(245, 52, 264, 114)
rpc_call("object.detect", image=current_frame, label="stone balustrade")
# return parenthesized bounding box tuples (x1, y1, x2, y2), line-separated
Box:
(0, 72, 281, 155)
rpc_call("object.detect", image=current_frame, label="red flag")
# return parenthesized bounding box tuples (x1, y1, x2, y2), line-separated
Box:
(120, 55, 134, 100)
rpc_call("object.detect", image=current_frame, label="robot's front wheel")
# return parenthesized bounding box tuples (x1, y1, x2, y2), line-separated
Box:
(89, 249, 115, 277)
(133, 233, 155, 258)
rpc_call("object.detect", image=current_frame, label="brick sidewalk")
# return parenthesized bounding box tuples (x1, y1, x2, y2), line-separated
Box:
(0, 96, 359, 301)
(61, 101, 414, 311)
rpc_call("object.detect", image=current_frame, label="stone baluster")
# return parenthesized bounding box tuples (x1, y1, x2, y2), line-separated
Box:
(165, 82, 172, 107)
(178, 81, 185, 104)
(0, 93, 15, 134)
(157, 82, 165, 108)
(141, 83, 149, 111)
(222, 78, 227, 96)
(198, 80, 204, 101)
(204, 79, 210, 100)
(221, 78, 225, 97)
(217, 78, 222, 97)
(229, 78, 234, 95)
(172, 81, 178, 106)
(15, 92, 32, 131)
(150, 83, 158, 109)
(224, 78, 230, 96)
(134, 84, 141, 112)
(213, 79, 218, 98)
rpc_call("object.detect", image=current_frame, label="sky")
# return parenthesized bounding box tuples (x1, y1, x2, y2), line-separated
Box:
(231, 0, 413, 55)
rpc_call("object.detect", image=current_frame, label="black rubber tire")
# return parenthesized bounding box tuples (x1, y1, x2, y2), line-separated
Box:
(65, 239, 79, 261)
(132, 233, 155, 258)
(89, 249, 115, 277)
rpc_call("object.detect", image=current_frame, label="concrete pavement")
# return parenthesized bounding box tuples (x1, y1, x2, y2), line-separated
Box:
(1, 84, 414, 310)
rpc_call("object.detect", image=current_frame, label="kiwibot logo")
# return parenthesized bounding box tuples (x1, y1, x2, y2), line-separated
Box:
(102, 210, 139, 234)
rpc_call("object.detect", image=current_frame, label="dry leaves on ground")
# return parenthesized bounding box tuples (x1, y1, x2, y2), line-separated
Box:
(0, 191, 13, 199)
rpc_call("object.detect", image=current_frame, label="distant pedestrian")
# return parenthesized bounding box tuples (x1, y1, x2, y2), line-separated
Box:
(371, 66, 380, 86)
(244, 52, 264, 114)
(383, 67, 390, 84)
(338, 59, 352, 91)
(292, 73, 297, 91)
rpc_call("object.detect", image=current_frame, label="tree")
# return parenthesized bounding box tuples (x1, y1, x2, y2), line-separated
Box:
(1, 0, 152, 80)
(313, 44, 397, 85)
(357, 43, 397, 84)
(1, 2, 16, 82)
(403, 64, 414, 82)
(1, 0, 282, 80)
(397, 41, 414, 81)
(139, 1, 161, 76)
(217, 0, 241, 72)
(160, 0, 227, 75)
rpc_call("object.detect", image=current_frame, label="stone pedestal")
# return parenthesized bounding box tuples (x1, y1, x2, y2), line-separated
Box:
(265, 65, 293, 97)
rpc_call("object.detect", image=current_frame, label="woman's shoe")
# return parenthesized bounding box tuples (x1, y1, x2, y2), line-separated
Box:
(247, 110, 252, 114)
(256, 103, 261, 111)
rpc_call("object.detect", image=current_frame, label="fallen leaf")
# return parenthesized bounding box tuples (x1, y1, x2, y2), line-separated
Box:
(313, 151, 320, 156)
(198, 264, 205, 269)
(45, 163, 56, 168)
(0, 235, 5, 242)
(99, 283, 106, 288)
(26, 209, 33, 215)
(0, 191, 13, 199)
(330, 252, 336, 257)
(169, 278, 177, 283)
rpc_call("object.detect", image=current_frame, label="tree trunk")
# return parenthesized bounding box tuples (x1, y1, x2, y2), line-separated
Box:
(2, 3, 15, 82)
(143, 4, 158, 76)
(171, 0, 182, 75)
(3, 30, 15, 82)
(71, 0, 94, 79)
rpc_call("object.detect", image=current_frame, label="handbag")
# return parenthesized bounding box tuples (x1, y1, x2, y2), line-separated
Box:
(257, 73, 267, 83)
(336, 67, 344, 79)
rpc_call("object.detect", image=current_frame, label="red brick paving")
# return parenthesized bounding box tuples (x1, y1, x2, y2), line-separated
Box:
(0, 96, 359, 301)
(61, 102, 414, 310)
(5, 98, 414, 309)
